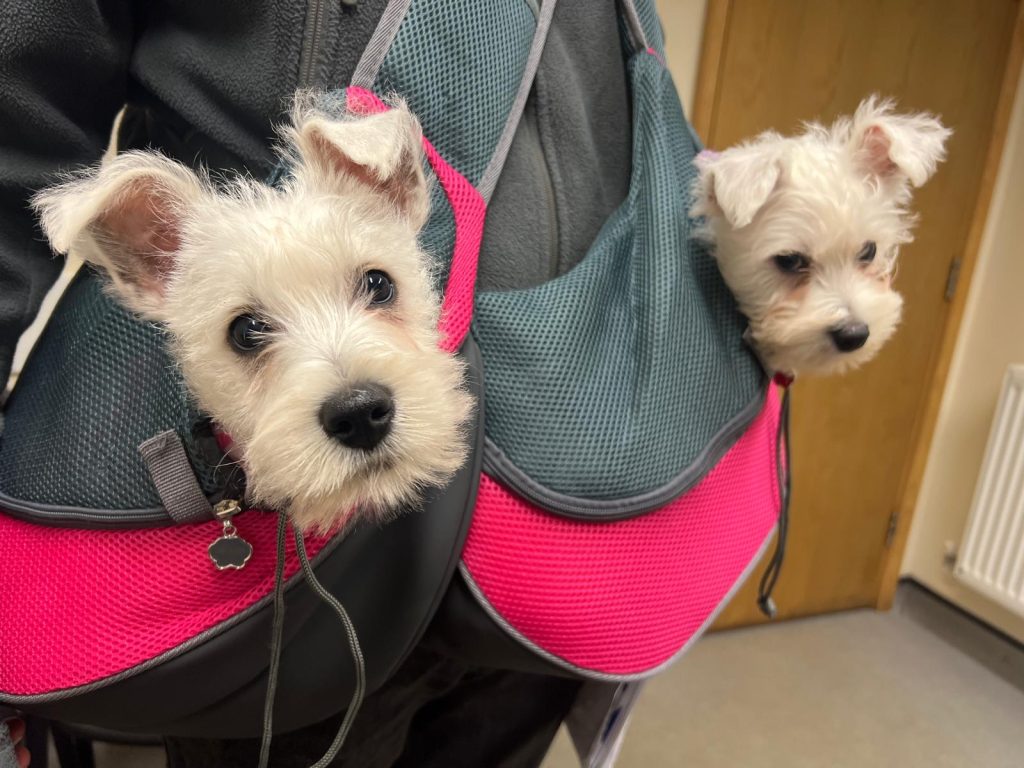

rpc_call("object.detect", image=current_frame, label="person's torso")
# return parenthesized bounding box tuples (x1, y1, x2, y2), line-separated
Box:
(117, 0, 634, 290)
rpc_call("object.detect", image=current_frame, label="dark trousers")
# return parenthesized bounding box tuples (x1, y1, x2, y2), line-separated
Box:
(164, 639, 581, 768)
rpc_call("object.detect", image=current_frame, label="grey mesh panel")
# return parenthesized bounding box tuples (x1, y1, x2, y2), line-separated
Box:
(374, 0, 535, 187)
(0, 270, 217, 516)
(472, 55, 764, 501)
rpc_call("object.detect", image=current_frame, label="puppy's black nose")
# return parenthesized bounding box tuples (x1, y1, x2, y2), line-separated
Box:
(829, 322, 870, 352)
(320, 384, 394, 451)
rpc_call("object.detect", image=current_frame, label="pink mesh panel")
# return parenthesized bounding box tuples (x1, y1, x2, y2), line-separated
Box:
(0, 512, 333, 696)
(462, 390, 782, 677)
(346, 87, 483, 352)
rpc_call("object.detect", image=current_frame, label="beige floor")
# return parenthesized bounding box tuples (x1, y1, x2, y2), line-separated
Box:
(542, 606, 1024, 768)
(74, 600, 1024, 767)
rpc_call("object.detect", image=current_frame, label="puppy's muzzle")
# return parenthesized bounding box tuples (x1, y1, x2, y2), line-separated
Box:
(320, 383, 394, 451)
(829, 322, 869, 352)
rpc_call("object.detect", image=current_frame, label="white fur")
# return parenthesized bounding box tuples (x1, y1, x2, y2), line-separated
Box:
(691, 96, 951, 377)
(33, 96, 473, 532)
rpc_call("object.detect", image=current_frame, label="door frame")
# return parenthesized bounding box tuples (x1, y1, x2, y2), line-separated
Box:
(690, 0, 1024, 611)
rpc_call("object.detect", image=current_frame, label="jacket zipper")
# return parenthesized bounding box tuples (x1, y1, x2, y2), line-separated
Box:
(298, 0, 329, 88)
(531, 81, 561, 280)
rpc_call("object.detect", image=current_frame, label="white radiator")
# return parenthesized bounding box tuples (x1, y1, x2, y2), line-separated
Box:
(955, 365, 1024, 617)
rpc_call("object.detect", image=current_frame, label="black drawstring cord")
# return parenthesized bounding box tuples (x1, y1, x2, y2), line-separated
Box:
(294, 528, 366, 768)
(758, 383, 792, 619)
(258, 513, 366, 768)
(257, 512, 289, 768)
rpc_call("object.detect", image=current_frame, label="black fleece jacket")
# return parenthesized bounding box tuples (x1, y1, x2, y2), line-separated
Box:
(0, 0, 632, 389)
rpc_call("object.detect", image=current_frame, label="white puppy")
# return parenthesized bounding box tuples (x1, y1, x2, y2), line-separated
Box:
(33, 96, 473, 531)
(691, 97, 950, 378)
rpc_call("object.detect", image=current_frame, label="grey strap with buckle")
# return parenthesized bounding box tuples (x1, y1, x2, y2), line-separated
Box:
(139, 430, 214, 524)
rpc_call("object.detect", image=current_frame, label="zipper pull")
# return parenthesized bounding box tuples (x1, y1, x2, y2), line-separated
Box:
(208, 499, 253, 571)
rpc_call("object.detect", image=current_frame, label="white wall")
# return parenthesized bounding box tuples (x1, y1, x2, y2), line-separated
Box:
(902, 68, 1024, 644)
(659, 0, 708, 116)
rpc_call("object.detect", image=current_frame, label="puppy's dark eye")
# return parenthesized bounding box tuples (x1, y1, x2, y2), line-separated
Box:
(857, 241, 877, 263)
(363, 270, 396, 306)
(772, 252, 811, 274)
(228, 314, 272, 353)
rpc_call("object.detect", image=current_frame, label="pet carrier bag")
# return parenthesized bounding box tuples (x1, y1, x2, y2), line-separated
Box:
(0, 0, 785, 748)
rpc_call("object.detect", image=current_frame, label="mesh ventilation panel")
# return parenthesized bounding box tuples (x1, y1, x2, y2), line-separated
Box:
(472, 55, 763, 502)
(375, 0, 535, 187)
(0, 271, 218, 514)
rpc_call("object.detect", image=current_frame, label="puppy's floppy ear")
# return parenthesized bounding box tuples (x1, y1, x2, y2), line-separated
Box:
(849, 96, 951, 187)
(691, 139, 783, 229)
(292, 97, 430, 231)
(32, 152, 206, 320)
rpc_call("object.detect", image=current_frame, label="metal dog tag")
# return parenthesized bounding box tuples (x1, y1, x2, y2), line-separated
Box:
(209, 499, 253, 571)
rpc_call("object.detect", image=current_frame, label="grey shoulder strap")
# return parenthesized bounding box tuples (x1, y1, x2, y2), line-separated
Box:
(350, 0, 558, 203)
(139, 430, 214, 524)
(477, 0, 557, 201)
(350, 0, 415, 90)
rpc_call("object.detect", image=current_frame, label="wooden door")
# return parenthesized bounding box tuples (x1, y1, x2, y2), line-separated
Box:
(691, 0, 1021, 627)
